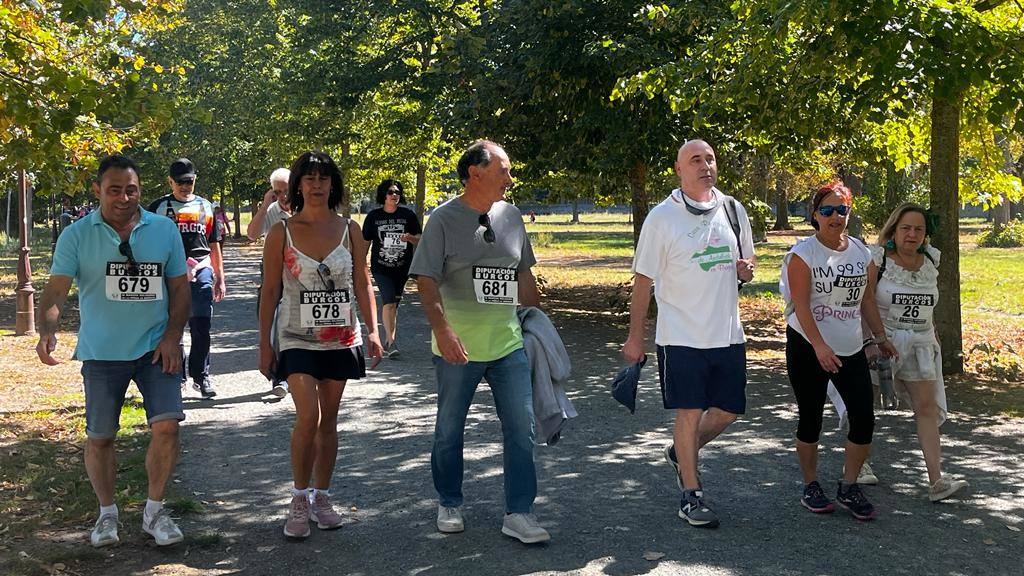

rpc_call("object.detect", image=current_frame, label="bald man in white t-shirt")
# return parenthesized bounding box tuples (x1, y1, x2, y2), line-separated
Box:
(622, 139, 755, 529)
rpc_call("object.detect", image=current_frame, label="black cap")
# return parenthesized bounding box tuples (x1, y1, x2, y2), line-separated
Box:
(169, 158, 196, 180)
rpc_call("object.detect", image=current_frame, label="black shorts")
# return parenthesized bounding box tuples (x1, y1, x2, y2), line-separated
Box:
(372, 269, 410, 305)
(657, 344, 747, 414)
(277, 347, 366, 382)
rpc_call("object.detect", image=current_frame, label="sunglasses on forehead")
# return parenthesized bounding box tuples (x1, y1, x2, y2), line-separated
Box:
(817, 204, 850, 217)
(478, 214, 495, 244)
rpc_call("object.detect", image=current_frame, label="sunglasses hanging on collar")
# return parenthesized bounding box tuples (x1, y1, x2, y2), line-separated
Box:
(680, 190, 718, 216)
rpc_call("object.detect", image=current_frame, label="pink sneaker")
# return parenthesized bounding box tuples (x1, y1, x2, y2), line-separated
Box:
(310, 491, 344, 530)
(283, 494, 311, 538)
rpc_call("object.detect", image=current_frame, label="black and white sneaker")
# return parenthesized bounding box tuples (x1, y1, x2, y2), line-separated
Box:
(836, 482, 877, 520)
(664, 444, 683, 491)
(801, 480, 835, 513)
(679, 489, 719, 528)
(270, 380, 288, 398)
(193, 379, 217, 399)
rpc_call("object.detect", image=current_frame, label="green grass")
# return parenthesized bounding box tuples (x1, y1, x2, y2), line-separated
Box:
(0, 393, 196, 538)
(960, 247, 1024, 314)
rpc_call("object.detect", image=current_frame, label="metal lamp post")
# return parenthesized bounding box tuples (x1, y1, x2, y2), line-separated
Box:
(15, 169, 36, 336)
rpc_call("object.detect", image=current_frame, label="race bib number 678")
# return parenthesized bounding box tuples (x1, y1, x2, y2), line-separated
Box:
(473, 266, 519, 305)
(299, 290, 351, 327)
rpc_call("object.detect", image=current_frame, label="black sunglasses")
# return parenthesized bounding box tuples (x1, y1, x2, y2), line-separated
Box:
(478, 214, 495, 244)
(317, 263, 335, 291)
(174, 178, 195, 186)
(118, 240, 139, 276)
(818, 204, 850, 217)
(386, 190, 400, 196)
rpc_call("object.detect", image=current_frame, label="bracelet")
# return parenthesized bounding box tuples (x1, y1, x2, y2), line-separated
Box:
(873, 333, 888, 345)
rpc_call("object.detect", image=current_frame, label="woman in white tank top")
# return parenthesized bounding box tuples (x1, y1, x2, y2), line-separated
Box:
(258, 151, 383, 539)
(780, 182, 896, 520)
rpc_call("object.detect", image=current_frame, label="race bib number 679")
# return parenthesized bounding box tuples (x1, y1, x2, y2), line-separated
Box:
(473, 266, 519, 305)
(105, 262, 163, 301)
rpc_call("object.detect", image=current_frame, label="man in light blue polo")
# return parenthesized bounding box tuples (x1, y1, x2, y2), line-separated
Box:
(36, 155, 191, 548)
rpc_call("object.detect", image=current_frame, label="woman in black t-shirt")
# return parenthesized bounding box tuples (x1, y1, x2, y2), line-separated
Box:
(362, 179, 422, 358)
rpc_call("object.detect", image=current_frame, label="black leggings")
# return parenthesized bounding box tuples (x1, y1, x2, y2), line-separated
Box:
(786, 326, 874, 445)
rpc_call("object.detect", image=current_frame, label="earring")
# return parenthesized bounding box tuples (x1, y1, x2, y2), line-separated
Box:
(884, 239, 895, 250)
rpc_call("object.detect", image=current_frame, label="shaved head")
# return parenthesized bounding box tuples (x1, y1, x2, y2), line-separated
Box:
(674, 139, 718, 198)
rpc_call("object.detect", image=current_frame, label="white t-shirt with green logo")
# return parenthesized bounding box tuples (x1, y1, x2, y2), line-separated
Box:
(632, 189, 755, 349)
(410, 197, 536, 362)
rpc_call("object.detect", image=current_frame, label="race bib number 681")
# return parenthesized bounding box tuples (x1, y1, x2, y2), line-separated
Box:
(473, 266, 518, 305)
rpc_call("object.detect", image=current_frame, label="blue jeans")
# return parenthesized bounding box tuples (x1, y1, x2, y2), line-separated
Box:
(181, 267, 214, 382)
(82, 351, 185, 439)
(431, 348, 537, 513)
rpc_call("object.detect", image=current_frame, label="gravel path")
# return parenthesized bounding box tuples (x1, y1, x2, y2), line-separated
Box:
(79, 244, 1023, 575)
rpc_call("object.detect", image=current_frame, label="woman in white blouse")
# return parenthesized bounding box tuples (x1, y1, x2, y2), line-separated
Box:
(865, 203, 968, 502)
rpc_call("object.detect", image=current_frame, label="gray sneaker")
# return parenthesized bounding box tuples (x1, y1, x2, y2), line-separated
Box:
(436, 505, 464, 533)
(271, 380, 289, 398)
(501, 513, 550, 544)
(142, 509, 184, 546)
(384, 341, 400, 358)
(679, 489, 719, 528)
(90, 513, 119, 548)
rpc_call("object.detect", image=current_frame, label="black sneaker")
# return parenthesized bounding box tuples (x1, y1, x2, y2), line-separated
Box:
(193, 379, 217, 399)
(664, 444, 683, 491)
(678, 489, 719, 528)
(836, 482, 877, 520)
(801, 480, 835, 513)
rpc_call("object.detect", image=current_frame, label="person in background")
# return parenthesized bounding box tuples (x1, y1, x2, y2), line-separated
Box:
(361, 179, 421, 358)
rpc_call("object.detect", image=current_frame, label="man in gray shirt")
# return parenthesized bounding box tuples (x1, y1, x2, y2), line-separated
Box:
(410, 140, 549, 544)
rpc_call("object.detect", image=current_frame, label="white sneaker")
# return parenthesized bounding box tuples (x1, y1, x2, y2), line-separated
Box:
(929, 477, 969, 502)
(142, 509, 184, 546)
(501, 513, 550, 544)
(90, 513, 119, 548)
(436, 505, 464, 533)
(271, 381, 289, 398)
(844, 462, 879, 485)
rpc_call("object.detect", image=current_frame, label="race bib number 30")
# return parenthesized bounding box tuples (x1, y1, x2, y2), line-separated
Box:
(300, 290, 351, 327)
(889, 293, 935, 328)
(473, 266, 518, 305)
(105, 262, 163, 301)
(827, 274, 867, 308)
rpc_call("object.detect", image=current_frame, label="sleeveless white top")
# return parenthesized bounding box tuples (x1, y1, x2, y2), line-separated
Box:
(781, 235, 871, 356)
(277, 217, 362, 352)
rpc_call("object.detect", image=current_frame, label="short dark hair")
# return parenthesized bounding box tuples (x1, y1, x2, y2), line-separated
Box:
(287, 151, 344, 212)
(456, 140, 499, 186)
(97, 155, 139, 183)
(375, 179, 405, 205)
(809, 181, 853, 230)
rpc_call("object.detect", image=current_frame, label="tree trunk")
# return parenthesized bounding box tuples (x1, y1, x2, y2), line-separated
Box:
(883, 160, 909, 218)
(750, 153, 772, 204)
(627, 161, 648, 246)
(773, 170, 792, 230)
(415, 163, 426, 222)
(929, 85, 964, 375)
(230, 177, 242, 238)
(571, 196, 580, 223)
(993, 129, 1015, 232)
(340, 142, 352, 218)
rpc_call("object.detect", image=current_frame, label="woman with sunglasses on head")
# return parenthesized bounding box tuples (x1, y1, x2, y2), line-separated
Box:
(861, 203, 968, 502)
(258, 151, 383, 539)
(362, 179, 422, 359)
(780, 181, 896, 521)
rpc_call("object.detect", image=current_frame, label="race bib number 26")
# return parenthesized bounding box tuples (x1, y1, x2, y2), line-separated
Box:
(299, 290, 351, 327)
(105, 262, 163, 301)
(889, 293, 935, 328)
(473, 266, 518, 305)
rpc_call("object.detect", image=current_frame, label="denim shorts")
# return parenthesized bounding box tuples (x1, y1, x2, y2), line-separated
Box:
(81, 351, 185, 439)
(657, 344, 747, 414)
